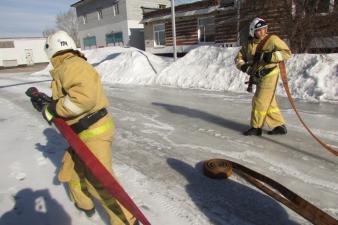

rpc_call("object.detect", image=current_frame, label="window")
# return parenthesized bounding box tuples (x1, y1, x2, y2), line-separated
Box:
(106, 32, 123, 46)
(83, 36, 96, 49)
(154, 24, 165, 46)
(113, 3, 119, 16)
(318, 0, 334, 13)
(308, 0, 334, 14)
(198, 17, 215, 43)
(97, 9, 103, 20)
(220, 0, 235, 7)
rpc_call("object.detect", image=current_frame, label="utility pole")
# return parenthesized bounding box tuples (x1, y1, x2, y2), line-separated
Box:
(236, 0, 241, 46)
(171, 0, 177, 61)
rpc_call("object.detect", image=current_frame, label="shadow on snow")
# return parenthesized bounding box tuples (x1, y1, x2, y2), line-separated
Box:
(167, 158, 301, 225)
(152, 102, 248, 133)
(92, 53, 121, 67)
(153, 102, 334, 162)
(35, 128, 110, 225)
(0, 188, 72, 225)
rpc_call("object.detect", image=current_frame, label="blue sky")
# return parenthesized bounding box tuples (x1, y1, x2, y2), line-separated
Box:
(0, 0, 74, 38)
(0, 0, 199, 38)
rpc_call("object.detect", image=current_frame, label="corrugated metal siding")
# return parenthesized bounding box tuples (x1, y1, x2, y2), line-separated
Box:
(2, 60, 18, 67)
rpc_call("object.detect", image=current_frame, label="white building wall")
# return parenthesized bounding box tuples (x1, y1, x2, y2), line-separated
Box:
(78, 20, 129, 48)
(0, 38, 48, 67)
(126, 0, 169, 21)
(74, 0, 168, 50)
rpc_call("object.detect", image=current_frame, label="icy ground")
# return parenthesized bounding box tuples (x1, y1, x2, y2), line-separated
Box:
(0, 71, 337, 225)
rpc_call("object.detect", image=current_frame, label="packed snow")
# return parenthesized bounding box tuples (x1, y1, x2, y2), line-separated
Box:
(1, 46, 338, 225)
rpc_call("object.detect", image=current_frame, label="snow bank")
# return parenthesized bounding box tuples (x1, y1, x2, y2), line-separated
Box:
(283, 54, 338, 102)
(86, 46, 170, 85)
(156, 46, 246, 92)
(32, 46, 338, 103)
(31, 64, 52, 76)
(156, 46, 338, 102)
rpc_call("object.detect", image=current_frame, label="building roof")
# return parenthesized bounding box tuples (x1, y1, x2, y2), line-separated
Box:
(141, 6, 219, 23)
(71, 0, 92, 8)
(71, 0, 120, 7)
(0, 37, 46, 40)
(143, 0, 219, 20)
(142, 0, 220, 22)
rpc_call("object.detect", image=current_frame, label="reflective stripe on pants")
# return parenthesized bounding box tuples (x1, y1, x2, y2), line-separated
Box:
(58, 116, 136, 225)
(250, 68, 285, 128)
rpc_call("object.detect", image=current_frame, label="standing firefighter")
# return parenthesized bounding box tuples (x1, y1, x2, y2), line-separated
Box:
(33, 30, 137, 225)
(235, 18, 292, 136)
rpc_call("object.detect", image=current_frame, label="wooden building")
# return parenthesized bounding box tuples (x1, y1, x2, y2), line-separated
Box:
(141, 0, 338, 55)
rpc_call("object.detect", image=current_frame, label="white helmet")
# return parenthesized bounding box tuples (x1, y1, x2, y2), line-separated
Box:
(44, 30, 77, 59)
(249, 18, 268, 38)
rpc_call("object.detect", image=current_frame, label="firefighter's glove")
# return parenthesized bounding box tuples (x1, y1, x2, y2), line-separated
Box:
(42, 101, 57, 125)
(240, 64, 251, 74)
(253, 52, 273, 63)
(30, 92, 52, 112)
(262, 52, 272, 63)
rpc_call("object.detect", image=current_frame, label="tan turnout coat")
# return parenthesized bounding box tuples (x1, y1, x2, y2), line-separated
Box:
(235, 35, 292, 128)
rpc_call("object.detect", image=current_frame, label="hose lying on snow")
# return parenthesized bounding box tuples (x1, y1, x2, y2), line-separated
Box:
(203, 158, 338, 225)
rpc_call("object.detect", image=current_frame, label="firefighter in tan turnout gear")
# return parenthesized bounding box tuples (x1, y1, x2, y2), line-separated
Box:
(235, 18, 292, 136)
(41, 30, 138, 225)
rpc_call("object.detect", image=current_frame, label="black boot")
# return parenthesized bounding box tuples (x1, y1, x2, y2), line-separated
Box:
(75, 203, 96, 217)
(268, 125, 287, 135)
(243, 127, 262, 136)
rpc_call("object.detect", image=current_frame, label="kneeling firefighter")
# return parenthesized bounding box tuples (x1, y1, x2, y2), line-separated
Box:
(33, 30, 137, 225)
(235, 18, 292, 136)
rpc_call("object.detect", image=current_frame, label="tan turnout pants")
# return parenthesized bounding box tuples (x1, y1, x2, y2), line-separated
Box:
(250, 68, 285, 129)
(58, 116, 136, 225)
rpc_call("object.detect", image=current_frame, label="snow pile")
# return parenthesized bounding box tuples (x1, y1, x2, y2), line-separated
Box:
(85, 46, 170, 85)
(283, 54, 338, 102)
(156, 46, 338, 102)
(32, 46, 338, 103)
(32, 46, 171, 85)
(156, 46, 246, 92)
(31, 64, 52, 76)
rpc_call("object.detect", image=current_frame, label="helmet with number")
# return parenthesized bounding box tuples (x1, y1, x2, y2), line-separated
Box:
(249, 17, 268, 38)
(44, 30, 77, 59)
